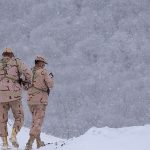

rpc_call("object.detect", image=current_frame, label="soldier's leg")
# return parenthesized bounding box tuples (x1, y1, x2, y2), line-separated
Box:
(36, 105, 46, 148)
(25, 105, 35, 150)
(9, 100, 24, 148)
(0, 102, 10, 148)
(29, 104, 45, 137)
(29, 104, 46, 148)
(10, 100, 24, 134)
(36, 133, 45, 149)
(25, 135, 35, 150)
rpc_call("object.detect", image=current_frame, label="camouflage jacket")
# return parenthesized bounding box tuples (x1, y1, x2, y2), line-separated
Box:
(0, 56, 32, 103)
(28, 66, 54, 105)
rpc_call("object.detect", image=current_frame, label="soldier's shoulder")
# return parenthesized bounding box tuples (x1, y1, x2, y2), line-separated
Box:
(13, 57, 21, 61)
(14, 57, 21, 61)
(0, 57, 8, 63)
(43, 68, 47, 71)
(13, 57, 24, 67)
(43, 68, 48, 72)
(14, 56, 20, 59)
(42, 68, 49, 74)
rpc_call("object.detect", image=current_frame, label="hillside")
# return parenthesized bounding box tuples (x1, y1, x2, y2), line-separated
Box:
(1, 0, 150, 137)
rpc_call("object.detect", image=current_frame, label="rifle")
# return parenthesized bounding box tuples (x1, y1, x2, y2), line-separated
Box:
(15, 58, 30, 89)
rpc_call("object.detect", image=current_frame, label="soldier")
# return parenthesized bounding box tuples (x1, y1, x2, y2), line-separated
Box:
(25, 55, 54, 150)
(0, 48, 32, 149)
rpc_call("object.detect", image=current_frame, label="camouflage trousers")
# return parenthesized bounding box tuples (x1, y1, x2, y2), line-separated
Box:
(29, 104, 46, 138)
(0, 100, 24, 137)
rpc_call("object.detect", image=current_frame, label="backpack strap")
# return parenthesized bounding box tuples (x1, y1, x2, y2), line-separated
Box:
(14, 58, 22, 85)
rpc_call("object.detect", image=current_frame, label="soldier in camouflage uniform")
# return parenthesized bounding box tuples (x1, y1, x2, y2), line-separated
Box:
(25, 55, 54, 150)
(0, 48, 32, 149)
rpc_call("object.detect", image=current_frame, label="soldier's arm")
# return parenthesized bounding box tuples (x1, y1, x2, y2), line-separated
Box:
(17, 59, 32, 83)
(44, 69, 54, 89)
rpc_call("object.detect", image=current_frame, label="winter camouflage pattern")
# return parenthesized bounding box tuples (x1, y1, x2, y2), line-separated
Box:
(27, 67, 54, 105)
(0, 56, 32, 102)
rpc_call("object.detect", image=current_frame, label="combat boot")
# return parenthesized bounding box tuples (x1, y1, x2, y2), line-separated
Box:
(25, 135, 35, 150)
(1, 137, 9, 150)
(9, 128, 19, 148)
(36, 136, 45, 149)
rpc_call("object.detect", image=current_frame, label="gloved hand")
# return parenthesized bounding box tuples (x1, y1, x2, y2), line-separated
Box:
(49, 72, 54, 78)
(22, 81, 31, 90)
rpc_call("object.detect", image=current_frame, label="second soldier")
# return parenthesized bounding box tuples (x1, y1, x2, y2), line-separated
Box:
(25, 55, 54, 150)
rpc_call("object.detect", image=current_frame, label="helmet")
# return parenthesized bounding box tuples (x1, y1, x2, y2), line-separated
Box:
(35, 55, 48, 64)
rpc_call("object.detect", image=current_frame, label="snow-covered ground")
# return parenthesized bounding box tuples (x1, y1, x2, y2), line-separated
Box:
(59, 126, 150, 150)
(1, 121, 150, 150)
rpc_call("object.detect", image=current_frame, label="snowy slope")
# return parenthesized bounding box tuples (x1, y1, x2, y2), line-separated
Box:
(59, 126, 150, 150)
(2, 121, 150, 150)
(6, 120, 62, 150)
